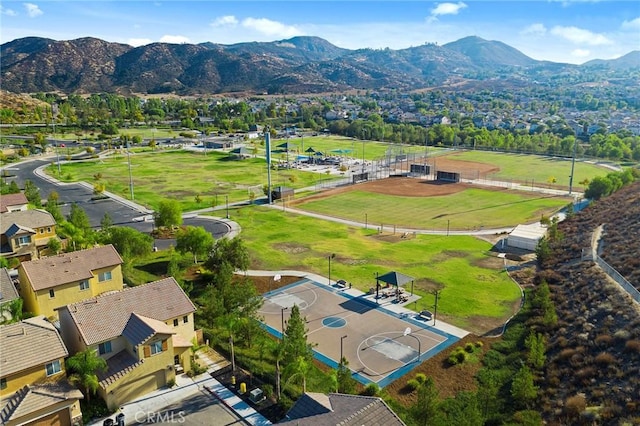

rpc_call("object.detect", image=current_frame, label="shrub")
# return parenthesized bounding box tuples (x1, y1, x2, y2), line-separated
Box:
(414, 373, 427, 384)
(594, 334, 613, 347)
(362, 383, 380, 396)
(166, 378, 176, 388)
(594, 352, 616, 366)
(624, 340, 640, 354)
(475, 341, 484, 348)
(565, 395, 587, 418)
(262, 384, 274, 399)
(406, 379, 420, 391)
(465, 342, 475, 353)
(448, 347, 468, 365)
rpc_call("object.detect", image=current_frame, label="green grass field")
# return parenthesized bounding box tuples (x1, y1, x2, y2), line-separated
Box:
(441, 150, 611, 188)
(47, 150, 340, 211)
(294, 188, 569, 230)
(229, 206, 521, 331)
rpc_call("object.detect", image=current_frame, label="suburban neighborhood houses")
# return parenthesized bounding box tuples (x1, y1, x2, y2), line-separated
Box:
(18, 245, 124, 320)
(57, 277, 197, 411)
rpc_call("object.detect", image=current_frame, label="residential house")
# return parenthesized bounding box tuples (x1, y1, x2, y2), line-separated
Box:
(0, 193, 28, 213)
(0, 268, 19, 323)
(18, 245, 124, 320)
(0, 316, 82, 426)
(57, 277, 197, 410)
(0, 210, 57, 262)
(279, 392, 406, 425)
(0, 383, 83, 426)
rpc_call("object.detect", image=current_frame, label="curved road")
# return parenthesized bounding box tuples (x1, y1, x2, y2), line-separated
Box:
(2, 156, 231, 242)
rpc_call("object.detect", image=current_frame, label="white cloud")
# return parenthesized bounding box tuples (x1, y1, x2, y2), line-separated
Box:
(431, 2, 467, 17)
(1, 5, 18, 16)
(159, 35, 191, 44)
(241, 17, 302, 38)
(550, 26, 611, 45)
(520, 23, 547, 37)
(211, 15, 238, 27)
(128, 38, 152, 47)
(23, 3, 42, 18)
(571, 48, 591, 58)
(621, 17, 640, 30)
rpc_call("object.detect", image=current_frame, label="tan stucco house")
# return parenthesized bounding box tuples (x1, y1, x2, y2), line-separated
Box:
(57, 277, 197, 410)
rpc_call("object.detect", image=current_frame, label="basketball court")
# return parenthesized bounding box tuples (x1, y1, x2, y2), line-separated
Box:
(259, 279, 459, 387)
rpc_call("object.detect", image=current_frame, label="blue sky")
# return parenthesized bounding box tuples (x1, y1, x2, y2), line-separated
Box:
(1, 1, 639, 64)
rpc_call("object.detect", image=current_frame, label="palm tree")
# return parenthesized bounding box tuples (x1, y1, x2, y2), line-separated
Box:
(66, 348, 107, 402)
(0, 299, 23, 325)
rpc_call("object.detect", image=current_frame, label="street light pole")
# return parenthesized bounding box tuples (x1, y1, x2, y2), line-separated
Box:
(126, 143, 134, 200)
(225, 195, 229, 219)
(281, 306, 288, 336)
(328, 253, 335, 286)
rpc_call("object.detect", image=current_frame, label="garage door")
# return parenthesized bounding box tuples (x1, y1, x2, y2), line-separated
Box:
(114, 371, 165, 407)
(29, 409, 71, 426)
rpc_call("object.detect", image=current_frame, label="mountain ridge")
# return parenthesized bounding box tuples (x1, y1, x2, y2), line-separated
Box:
(1, 35, 638, 95)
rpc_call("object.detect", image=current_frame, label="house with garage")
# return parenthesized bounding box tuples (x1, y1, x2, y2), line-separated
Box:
(0, 316, 84, 426)
(56, 277, 197, 410)
(18, 244, 124, 320)
(0, 193, 28, 213)
(0, 209, 58, 262)
(279, 392, 406, 425)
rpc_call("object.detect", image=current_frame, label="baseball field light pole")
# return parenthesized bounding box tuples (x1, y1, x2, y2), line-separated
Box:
(328, 253, 335, 286)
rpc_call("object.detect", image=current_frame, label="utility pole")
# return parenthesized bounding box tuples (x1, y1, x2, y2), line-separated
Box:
(568, 137, 578, 195)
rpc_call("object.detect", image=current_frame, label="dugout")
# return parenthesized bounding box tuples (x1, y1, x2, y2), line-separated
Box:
(436, 171, 461, 183)
(272, 186, 294, 201)
(352, 172, 369, 183)
(410, 164, 430, 175)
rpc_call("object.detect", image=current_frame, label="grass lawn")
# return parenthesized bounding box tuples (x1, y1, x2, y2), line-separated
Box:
(295, 188, 569, 230)
(226, 206, 521, 331)
(442, 150, 611, 188)
(46, 150, 342, 211)
(248, 135, 437, 162)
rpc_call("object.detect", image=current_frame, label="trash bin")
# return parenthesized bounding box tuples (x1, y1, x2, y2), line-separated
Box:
(103, 419, 114, 426)
(115, 413, 125, 426)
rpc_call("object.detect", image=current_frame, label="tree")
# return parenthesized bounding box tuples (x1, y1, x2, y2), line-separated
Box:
(154, 199, 183, 228)
(585, 175, 613, 200)
(409, 376, 440, 426)
(68, 203, 91, 232)
(7, 180, 20, 194)
(45, 192, 64, 223)
(176, 226, 214, 264)
(47, 237, 62, 255)
(66, 348, 107, 402)
(0, 299, 23, 325)
(23, 180, 41, 207)
(535, 236, 551, 267)
(439, 392, 483, 426)
(336, 357, 357, 394)
(525, 332, 546, 370)
(283, 305, 314, 366)
(511, 365, 538, 409)
(100, 212, 113, 231)
(99, 227, 153, 260)
(204, 237, 250, 273)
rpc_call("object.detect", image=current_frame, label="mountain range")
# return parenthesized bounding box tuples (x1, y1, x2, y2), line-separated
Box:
(1, 35, 638, 95)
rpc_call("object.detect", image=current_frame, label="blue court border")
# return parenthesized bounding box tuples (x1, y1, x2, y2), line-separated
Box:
(261, 278, 460, 388)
